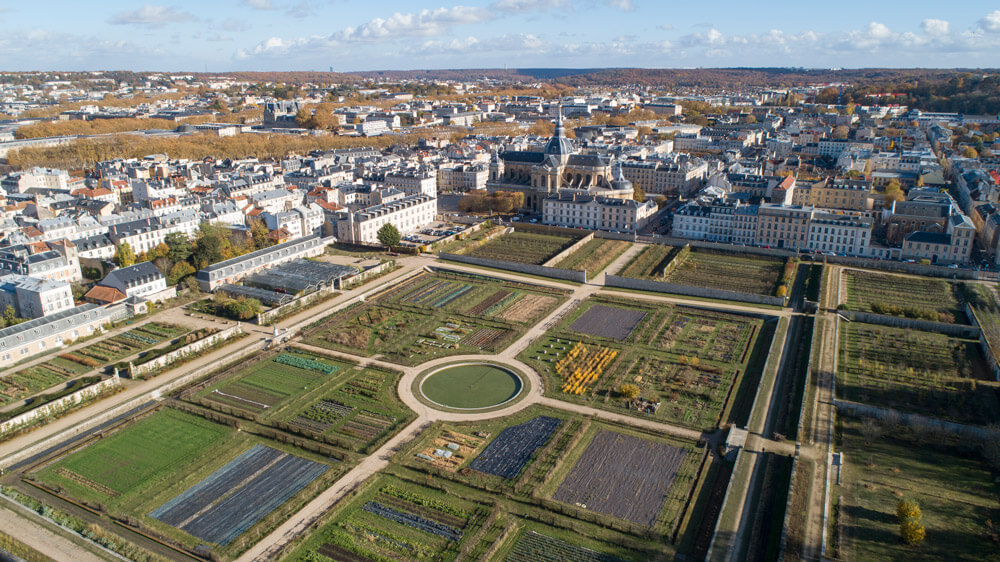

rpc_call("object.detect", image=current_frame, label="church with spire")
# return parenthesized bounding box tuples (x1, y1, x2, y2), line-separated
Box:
(488, 110, 633, 213)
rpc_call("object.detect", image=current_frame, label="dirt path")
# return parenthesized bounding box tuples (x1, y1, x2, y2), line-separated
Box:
(0, 501, 117, 562)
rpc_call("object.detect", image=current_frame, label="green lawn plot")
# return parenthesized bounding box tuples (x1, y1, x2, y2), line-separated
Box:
(463, 231, 581, 265)
(195, 348, 353, 418)
(555, 239, 632, 279)
(842, 269, 970, 323)
(837, 322, 1000, 425)
(835, 416, 1000, 562)
(284, 474, 489, 562)
(618, 245, 786, 296)
(279, 364, 415, 454)
(0, 365, 75, 408)
(540, 421, 703, 537)
(968, 287, 1000, 370)
(303, 271, 566, 366)
(435, 224, 507, 255)
(35, 408, 231, 510)
(519, 296, 767, 430)
(75, 322, 188, 364)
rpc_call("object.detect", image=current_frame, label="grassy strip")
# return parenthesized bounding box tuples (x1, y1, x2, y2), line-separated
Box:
(748, 317, 790, 433)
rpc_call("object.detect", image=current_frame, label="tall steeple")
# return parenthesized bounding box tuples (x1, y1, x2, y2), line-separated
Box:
(544, 105, 573, 157)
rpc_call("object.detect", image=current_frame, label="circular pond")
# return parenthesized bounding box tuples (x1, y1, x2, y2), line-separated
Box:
(419, 363, 523, 410)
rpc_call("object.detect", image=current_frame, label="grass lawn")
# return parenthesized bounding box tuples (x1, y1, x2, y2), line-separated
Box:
(837, 322, 1000, 425)
(37, 408, 230, 506)
(836, 416, 1000, 561)
(842, 269, 969, 323)
(555, 239, 631, 279)
(420, 364, 522, 409)
(464, 231, 580, 265)
(618, 244, 675, 278)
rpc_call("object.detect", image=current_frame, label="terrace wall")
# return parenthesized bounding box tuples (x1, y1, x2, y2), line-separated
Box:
(438, 253, 587, 283)
(0, 375, 121, 437)
(337, 261, 395, 291)
(838, 310, 980, 338)
(594, 231, 638, 242)
(129, 324, 245, 378)
(257, 285, 340, 326)
(964, 303, 1000, 381)
(542, 232, 595, 267)
(605, 274, 786, 306)
(834, 399, 991, 439)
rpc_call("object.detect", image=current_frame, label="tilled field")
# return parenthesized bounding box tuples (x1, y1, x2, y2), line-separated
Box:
(553, 430, 686, 526)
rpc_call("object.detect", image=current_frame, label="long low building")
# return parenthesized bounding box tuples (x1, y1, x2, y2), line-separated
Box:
(0, 303, 110, 366)
(335, 194, 437, 245)
(195, 234, 331, 291)
(542, 192, 657, 233)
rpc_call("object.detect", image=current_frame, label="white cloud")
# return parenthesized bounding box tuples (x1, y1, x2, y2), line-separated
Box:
(331, 6, 493, 43)
(980, 10, 1000, 32)
(658, 24, 673, 31)
(109, 4, 196, 28)
(605, 0, 634, 11)
(921, 18, 950, 36)
(242, 0, 274, 9)
(408, 33, 547, 55)
(490, 0, 570, 13)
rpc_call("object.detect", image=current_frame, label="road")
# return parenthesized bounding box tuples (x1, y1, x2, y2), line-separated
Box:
(0, 499, 118, 562)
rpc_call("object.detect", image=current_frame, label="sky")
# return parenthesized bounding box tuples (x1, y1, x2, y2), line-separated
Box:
(1, 1, 999, 72)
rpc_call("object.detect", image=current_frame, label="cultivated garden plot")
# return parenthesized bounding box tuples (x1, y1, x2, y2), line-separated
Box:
(302, 271, 566, 365)
(568, 304, 647, 341)
(285, 475, 485, 562)
(282, 366, 413, 453)
(837, 323, 1000, 424)
(520, 296, 767, 429)
(842, 269, 969, 323)
(196, 349, 351, 417)
(151, 444, 327, 546)
(0, 322, 187, 407)
(619, 245, 786, 296)
(463, 231, 582, 265)
(835, 417, 1000, 562)
(506, 530, 627, 562)
(468, 416, 562, 479)
(552, 430, 688, 527)
(555, 238, 632, 280)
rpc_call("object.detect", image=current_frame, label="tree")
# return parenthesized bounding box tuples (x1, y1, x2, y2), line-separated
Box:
(897, 499, 921, 521)
(112, 242, 136, 268)
(619, 383, 640, 400)
(884, 179, 905, 204)
(962, 146, 979, 159)
(901, 518, 926, 545)
(860, 417, 883, 444)
(632, 183, 646, 202)
(377, 223, 401, 250)
(983, 423, 1000, 471)
(832, 125, 850, 140)
(168, 261, 195, 285)
(897, 498, 925, 545)
(249, 218, 273, 251)
(2, 305, 16, 326)
(164, 232, 192, 263)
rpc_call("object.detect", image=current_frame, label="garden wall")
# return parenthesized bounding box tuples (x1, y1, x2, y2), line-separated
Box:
(834, 400, 990, 439)
(542, 232, 595, 267)
(594, 230, 637, 242)
(337, 260, 395, 290)
(605, 275, 786, 306)
(128, 324, 244, 378)
(838, 310, 980, 338)
(438, 253, 587, 282)
(965, 303, 1000, 381)
(0, 375, 121, 437)
(257, 285, 340, 325)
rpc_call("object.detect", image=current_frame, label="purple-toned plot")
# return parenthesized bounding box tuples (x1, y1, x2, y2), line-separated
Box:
(568, 305, 646, 341)
(151, 445, 328, 545)
(553, 430, 686, 527)
(468, 416, 561, 479)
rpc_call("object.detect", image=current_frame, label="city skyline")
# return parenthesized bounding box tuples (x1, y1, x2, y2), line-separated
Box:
(0, 2, 999, 71)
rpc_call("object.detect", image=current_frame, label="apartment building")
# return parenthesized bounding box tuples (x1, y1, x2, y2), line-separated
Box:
(755, 204, 813, 250)
(336, 194, 437, 245)
(542, 192, 657, 233)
